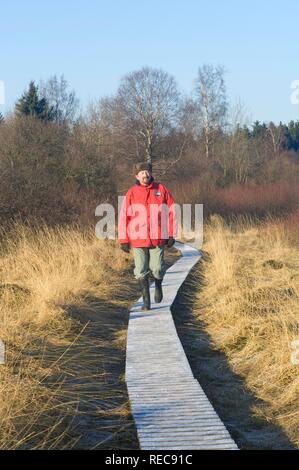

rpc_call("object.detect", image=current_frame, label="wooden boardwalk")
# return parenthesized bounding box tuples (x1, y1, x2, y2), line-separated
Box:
(125, 242, 238, 450)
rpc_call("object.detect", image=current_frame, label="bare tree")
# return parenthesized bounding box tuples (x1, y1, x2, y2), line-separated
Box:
(224, 99, 252, 183)
(115, 66, 180, 163)
(267, 121, 284, 158)
(194, 64, 227, 159)
(178, 97, 198, 139)
(39, 75, 79, 124)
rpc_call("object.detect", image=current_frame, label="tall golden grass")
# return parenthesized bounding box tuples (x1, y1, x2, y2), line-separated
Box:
(2, 212, 297, 449)
(194, 213, 299, 447)
(0, 222, 133, 449)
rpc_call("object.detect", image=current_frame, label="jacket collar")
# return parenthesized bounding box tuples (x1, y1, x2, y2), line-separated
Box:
(134, 176, 154, 187)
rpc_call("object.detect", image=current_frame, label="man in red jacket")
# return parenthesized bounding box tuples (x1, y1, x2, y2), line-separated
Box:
(118, 162, 176, 310)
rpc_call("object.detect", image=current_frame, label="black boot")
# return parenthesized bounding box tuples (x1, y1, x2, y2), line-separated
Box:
(138, 276, 151, 310)
(154, 278, 163, 303)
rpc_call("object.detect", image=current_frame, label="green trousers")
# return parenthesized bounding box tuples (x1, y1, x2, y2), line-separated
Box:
(132, 246, 166, 280)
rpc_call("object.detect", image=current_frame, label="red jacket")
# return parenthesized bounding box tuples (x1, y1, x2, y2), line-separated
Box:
(118, 177, 177, 248)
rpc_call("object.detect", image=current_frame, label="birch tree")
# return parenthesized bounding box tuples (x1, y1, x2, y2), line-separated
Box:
(39, 75, 79, 124)
(194, 64, 227, 159)
(115, 66, 180, 163)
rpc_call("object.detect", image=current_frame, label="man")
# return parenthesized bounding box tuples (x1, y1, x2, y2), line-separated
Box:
(118, 162, 177, 310)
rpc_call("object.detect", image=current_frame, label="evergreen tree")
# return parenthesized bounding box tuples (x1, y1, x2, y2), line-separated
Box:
(251, 120, 267, 139)
(286, 120, 299, 151)
(241, 124, 251, 139)
(15, 80, 53, 121)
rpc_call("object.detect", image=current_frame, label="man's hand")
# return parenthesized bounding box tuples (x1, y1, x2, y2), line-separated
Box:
(166, 237, 175, 248)
(120, 243, 130, 253)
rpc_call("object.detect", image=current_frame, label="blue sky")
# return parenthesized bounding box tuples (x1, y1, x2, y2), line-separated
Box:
(1, 0, 299, 123)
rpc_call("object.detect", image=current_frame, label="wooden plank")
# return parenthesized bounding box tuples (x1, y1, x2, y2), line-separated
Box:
(126, 242, 238, 450)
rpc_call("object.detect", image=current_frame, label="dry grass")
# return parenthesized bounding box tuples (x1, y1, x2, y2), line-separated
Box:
(4, 212, 297, 449)
(0, 221, 136, 449)
(193, 213, 299, 448)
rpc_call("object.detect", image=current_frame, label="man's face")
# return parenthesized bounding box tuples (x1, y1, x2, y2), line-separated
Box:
(135, 170, 151, 186)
